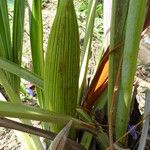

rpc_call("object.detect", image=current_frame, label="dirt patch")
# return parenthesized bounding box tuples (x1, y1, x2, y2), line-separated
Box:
(136, 27, 150, 114)
(0, 128, 21, 150)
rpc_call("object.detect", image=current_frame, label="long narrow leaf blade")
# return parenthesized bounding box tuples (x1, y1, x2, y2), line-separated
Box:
(0, 70, 20, 102)
(116, 0, 148, 142)
(49, 120, 72, 150)
(0, 0, 12, 84)
(44, 0, 80, 133)
(138, 90, 150, 150)
(0, 0, 12, 60)
(12, 0, 25, 92)
(30, 0, 44, 76)
(78, 0, 98, 104)
(0, 101, 97, 134)
(0, 57, 43, 88)
(30, 0, 44, 107)
(0, 69, 43, 149)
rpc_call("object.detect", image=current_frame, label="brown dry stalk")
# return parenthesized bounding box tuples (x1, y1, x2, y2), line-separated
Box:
(106, 112, 150, 149)
(0, 117, 85, 150)
(83, 43, 123, 110)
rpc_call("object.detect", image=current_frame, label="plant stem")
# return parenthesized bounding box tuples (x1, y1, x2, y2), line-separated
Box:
(0, 117, 85, 150)
(0, 101, 98, 135)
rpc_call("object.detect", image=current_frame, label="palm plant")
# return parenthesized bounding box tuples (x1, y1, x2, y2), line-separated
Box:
(0, 0, 150, 149)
